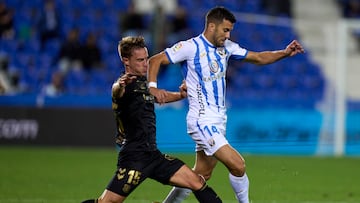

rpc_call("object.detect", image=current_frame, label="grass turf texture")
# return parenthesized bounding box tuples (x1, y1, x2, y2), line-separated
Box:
(0, 146, 359, 203)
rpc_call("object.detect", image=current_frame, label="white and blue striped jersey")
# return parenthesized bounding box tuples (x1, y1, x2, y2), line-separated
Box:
(165, 34, 248, 121)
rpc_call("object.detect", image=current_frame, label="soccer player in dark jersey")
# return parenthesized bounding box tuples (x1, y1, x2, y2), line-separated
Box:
(81, 36, 222, 203)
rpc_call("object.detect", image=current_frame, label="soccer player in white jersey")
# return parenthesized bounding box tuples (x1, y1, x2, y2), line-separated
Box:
(147, 6, 304, 203)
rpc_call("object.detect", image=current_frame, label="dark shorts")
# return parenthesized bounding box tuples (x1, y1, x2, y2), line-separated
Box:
(106, 149, 185, 196)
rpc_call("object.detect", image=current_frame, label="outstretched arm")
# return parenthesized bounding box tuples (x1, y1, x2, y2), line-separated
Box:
(244, 40, 305, 65)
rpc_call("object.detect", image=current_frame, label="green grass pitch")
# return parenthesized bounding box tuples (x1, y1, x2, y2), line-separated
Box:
(0, 146, 359, 203)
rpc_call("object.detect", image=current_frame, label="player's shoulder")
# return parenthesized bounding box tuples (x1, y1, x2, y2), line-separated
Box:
(224, 39, 239, 48)
(167, 38, 196, 55)
(175, 38, 196, 48)
(224, 39, 247, 52)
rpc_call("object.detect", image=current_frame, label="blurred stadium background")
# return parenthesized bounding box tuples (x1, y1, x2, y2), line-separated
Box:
(0, 0, 360, 156)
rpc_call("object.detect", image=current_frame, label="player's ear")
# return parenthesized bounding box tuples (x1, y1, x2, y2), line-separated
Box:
(122, 57, 129, 66)
(208, 22, 216, 32)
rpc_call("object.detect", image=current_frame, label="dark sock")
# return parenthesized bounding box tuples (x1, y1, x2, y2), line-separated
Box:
(81, 199, 97, 203)
(193, 185, 222, 203)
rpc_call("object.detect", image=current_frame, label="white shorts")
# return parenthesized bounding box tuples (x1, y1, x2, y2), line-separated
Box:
(187, 117, 228, 156)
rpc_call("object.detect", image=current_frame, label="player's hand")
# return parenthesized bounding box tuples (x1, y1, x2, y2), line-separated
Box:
(113, 73, 137, 98)
(149, 87, 168, 104)
(118, 73, 137, 87)
(285, 40, 305, 57)
(179, 80, 187, 98)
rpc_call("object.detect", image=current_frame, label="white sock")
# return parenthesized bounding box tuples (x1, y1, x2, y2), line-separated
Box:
(229, 173, 249, 203)
(162, 187, 192, 203)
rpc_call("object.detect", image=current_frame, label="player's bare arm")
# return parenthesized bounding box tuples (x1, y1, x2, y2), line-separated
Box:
(159, 80, 187, 103)
(148, 51, 171, 104)
(153, 81, 187, 104)
(245, 40, 305, 65)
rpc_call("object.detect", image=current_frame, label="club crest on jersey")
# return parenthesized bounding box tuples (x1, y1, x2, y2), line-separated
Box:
(216, 47, 226, 57)
(209, 60, 219, 73)
(171, 42, 183, 53)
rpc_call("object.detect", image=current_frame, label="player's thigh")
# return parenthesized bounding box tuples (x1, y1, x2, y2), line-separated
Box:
(149, 153, 185, 185)
(188, 119, 228, 156)
(193, 150, 218, 180)
(98, 189, 126, 203)
(214, 144, 246, 176)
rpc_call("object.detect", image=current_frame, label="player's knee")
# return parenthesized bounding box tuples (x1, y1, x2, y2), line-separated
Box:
(231, 161, 246, 177)
(193, 168, 213, 181)
(202, 172, 212, 180)
(198, 174, 206, 184)
(188, 174, 207, 191)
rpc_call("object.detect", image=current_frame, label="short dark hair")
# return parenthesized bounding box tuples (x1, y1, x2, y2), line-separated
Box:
(118, 36, 146, 59)
(205, 6, 236, 25)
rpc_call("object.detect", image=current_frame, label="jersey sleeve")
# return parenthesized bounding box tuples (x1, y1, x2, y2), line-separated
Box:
(225, 40, 248, 60)
(164, 40, 195, 64)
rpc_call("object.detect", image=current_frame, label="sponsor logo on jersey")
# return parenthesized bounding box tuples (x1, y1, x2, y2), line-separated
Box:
(196, 84, 205, 116)
(143, 94, 155, 103)
(202, 71, 225, 82)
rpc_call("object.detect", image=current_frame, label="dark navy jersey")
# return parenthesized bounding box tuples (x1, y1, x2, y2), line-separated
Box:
(112, 75, 157, 152)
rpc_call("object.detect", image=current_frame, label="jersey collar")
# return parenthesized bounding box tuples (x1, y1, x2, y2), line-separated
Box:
(200, 34, 217, 48)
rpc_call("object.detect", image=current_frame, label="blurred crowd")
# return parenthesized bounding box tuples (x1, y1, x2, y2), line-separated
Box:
(0, 0, 310, 99)
(338, 0, 360, 18)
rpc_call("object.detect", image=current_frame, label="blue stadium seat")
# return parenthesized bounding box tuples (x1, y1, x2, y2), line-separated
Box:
(64, 69, 89, 95)
(0, 39, 18, 54)
(43, 39, 61, 57)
